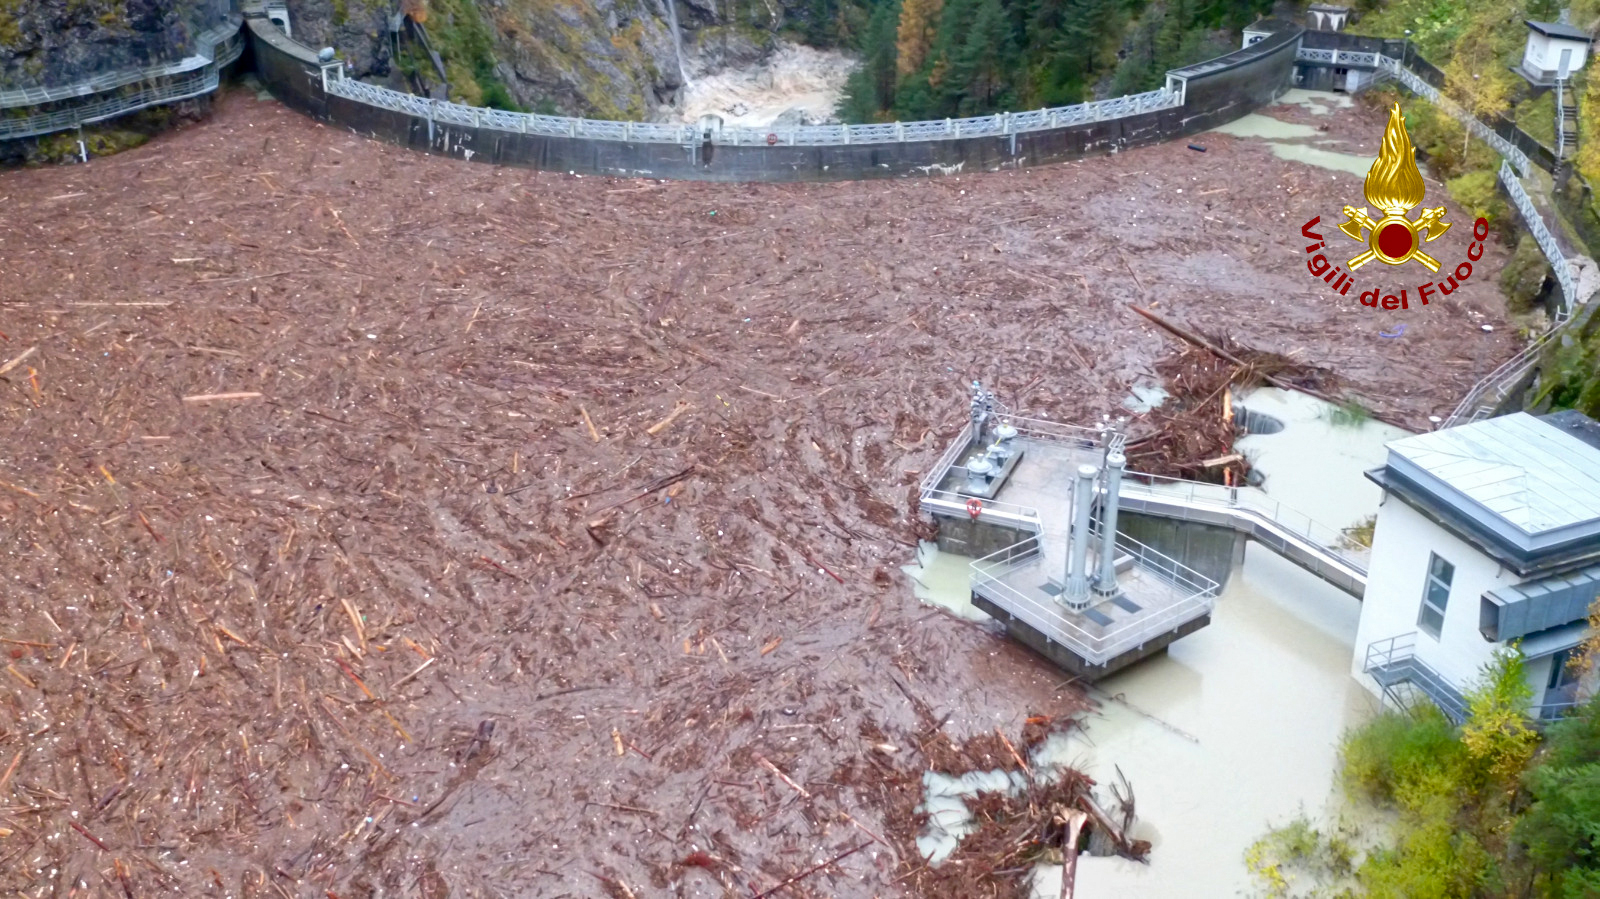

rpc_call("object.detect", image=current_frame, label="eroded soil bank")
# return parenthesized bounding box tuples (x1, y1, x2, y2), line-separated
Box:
(0, 89, 1514, 896)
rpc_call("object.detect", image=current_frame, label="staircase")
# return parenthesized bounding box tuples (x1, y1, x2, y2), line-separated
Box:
(1363, 633, 1468, 724)
(1558, 78, 1578, 164)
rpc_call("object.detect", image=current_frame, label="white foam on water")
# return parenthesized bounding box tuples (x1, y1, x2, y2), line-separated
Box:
(675, 42, 857, 127)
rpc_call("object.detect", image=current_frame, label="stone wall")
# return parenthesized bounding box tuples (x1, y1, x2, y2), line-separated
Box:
(247, 14, 1304, 182)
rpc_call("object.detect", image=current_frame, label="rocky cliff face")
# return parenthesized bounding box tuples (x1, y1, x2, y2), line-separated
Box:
(0, 0, 227, 89)
(285, 0, 807, 120)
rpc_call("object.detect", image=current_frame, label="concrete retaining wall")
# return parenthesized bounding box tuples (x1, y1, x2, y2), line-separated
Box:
(933, 514, 1035, 560)
(245, 14, 1303, 181)
(1118, 511, 1246, 591)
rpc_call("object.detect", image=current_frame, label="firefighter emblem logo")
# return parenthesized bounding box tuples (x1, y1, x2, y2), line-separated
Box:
(1338, 102, 1451, 272)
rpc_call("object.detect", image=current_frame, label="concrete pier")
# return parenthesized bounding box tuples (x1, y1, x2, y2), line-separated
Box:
(921, 416, 1220, 681)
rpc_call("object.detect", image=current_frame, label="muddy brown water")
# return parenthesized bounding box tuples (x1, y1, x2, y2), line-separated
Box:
(0, 89, 1515, 896)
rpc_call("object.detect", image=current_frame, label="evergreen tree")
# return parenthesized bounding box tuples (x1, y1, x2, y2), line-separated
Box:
(896, 0, 944, 75)
(1152, 0, 1190, 75)
(838, 0, 901, 120)
(1040, 0, 1116, 104)
(892, 71, 938, 119)
(806, 0, 838, 45)
(925, 0, 978, 112)
(948, 0, 1018, 114)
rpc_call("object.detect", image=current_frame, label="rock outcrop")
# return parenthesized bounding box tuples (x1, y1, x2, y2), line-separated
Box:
(0, 0, 230, 89)
(0, 0, 822, 121)
(284, 0, 807, 120)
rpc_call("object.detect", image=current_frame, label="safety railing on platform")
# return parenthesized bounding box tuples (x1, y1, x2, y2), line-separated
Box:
(322, 63, 1180, 147)
(920, 488, 1042, 531)
(971, 529, 1218, 666)
(1003, 414, 1104, 447)
(1119, 470, 1372, 572)
(1098, 523, 1222, 599)
(1363, 632, 1468, 723)
(918, 422, 975, 499)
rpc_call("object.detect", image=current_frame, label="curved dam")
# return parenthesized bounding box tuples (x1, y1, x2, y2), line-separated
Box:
(244, 8, 1301, 182)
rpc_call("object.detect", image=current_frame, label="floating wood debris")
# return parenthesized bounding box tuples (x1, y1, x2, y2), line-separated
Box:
(182, 391, 263, 403)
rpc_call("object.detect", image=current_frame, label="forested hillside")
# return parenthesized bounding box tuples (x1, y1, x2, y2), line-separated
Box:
(834, 0, 1270, 121)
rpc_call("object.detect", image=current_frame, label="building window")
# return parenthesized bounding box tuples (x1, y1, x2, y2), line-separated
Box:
(1545, 648, 1582, 718)
(1418, 553, 1453, 638)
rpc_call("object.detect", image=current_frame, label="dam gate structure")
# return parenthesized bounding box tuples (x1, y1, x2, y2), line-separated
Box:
(918, 386, 1375, 680)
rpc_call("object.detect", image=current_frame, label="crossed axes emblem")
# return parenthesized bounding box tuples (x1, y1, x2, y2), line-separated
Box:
(1337, 204, 1452, 272)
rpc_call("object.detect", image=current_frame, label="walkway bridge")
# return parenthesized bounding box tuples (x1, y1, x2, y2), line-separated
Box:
(1117, 475, 1369, 598)
(920, 415, 1370, 602)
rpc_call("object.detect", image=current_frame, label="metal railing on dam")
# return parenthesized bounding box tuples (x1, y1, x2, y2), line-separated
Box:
(321, 66, 1182, 148)
(252, 14, 1301, 180)
(1288, 40, 1588, 427)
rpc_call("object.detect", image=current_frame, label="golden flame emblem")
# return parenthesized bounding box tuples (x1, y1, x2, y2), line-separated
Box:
(1337, 103, 1451, 271)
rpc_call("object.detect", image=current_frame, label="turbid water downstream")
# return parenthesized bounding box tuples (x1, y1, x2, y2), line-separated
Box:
(1035, 548, 1379, 895)
(907, 545, 1380, 895)
(675, 42, 856, 126)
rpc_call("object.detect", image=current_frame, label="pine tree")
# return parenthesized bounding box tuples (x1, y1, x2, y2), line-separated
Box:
(950, 0, 1017, 114)
(927, 0, 978, 104)
(838, 0, 901, 120)
(896, 0, 944, 75)
(1152, 0, 1191, 75)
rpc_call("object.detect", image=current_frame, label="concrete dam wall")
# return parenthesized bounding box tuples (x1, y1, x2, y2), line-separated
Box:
(245, 11, 1303, 183)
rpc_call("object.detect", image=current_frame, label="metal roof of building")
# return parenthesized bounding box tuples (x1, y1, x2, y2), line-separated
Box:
(1526, 19, 1594, 41)
(1387, 412, 1600, 537)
